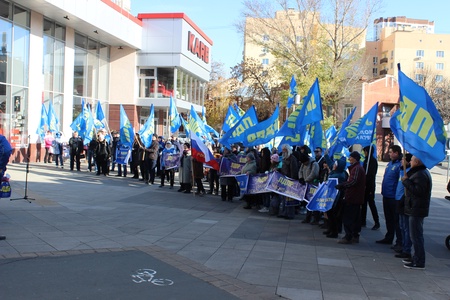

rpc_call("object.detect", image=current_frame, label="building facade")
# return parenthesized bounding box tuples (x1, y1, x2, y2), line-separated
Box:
(0, 0, 211, 162)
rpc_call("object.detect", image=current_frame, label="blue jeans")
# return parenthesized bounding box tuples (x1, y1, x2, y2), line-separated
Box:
(409, 216, 425, 266)
(399, 213, 412, 254)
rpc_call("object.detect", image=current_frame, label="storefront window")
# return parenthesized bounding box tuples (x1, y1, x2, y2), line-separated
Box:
(73, 31, 110, 113)
(0, 2, 30, 141)
(156, 68, 174, 98)
(173, 69, 206, 104)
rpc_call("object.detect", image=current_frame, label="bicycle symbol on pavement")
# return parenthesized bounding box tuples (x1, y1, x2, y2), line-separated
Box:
(131, 269, 174, 286)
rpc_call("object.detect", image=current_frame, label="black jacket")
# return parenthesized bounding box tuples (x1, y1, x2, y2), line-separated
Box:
(363, 155, 378, 194)
(402, 165, 432, 218)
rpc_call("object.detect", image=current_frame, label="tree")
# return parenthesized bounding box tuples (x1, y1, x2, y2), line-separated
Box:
(237, 0, 382, 117)
(412, 66, 450, 123)
(205, 61, 236, 131)
(229, 57, 284, 120)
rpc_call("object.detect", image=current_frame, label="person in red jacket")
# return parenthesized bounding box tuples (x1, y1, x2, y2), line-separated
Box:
(336, 151, 366, 244)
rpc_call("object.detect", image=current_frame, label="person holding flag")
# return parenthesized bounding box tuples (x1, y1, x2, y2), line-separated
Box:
(335, 151, 366, 244)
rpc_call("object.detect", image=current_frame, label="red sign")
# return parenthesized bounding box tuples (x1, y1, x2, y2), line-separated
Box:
(187, 31, 209, 64)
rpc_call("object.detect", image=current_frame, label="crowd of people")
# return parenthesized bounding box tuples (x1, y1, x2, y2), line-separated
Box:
(41, 130, 433, 270)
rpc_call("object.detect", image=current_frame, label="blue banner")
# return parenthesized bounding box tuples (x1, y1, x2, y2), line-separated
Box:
(115, 144, 131, 164)
(219, 157, 245, 175)
(390, 69, 447, 168)
(163, 153, 180, 170)
(265, 171, 307, 201)
(246, 173, 270, 194)
(306, 179, 338, 212)
(235, 174, 249, 197)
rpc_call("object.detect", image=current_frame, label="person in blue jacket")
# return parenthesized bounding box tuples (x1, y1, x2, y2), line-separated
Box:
(0, 134, 12, 240)
(376, 145, 403, 247)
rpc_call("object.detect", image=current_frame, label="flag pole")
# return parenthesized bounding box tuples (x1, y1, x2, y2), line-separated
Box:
(397, 63, 407, 174)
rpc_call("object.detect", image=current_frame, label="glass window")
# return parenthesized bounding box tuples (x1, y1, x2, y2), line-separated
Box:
(12, 25, 29, 86)
(436, 50, 444, 58)
(373, 57, 378, 64)
(140, 68, 154, 77)
(435, 75, 443, 82)
(416, 49, 424, 57)
(54, 23, 65, 41)
(415, 74, 424, 82)
(139, 68, 156, 98)
(43, 18, 53, 36)
(74, 48, 87, 96)
(87, 38, 98, 55)
(343, 104, 353, 120)
(436, 63, 444, 70)
(0, 19, 12, 84)
(0, 0, 11, 21)
(262, 34, 269, 42)
(13, 4, 29, 28)
(416, 62, 424, 69)
(73, 32, 109, 103)
(372, 68, 377, 75)
(156, 68, 174, 98)
(262, 58, 269, 65)
(75, 33, 87, 49)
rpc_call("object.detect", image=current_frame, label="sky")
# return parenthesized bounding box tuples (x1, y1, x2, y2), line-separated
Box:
(131, 0, 450, 76)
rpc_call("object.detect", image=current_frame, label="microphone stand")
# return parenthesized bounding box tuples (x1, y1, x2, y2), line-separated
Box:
(11, 135, 35, 203)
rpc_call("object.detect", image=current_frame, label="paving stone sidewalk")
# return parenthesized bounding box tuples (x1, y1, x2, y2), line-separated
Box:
(0, 161, 449, 299)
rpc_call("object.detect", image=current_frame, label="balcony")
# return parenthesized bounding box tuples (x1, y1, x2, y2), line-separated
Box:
(380, 69, 388, 76)
(380, 57, 388, 64)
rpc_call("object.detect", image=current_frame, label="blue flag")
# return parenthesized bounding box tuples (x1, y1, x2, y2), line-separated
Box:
(325, 125, 337, 147)
(276, 79, 323, 146)
(308, 121, 326, 151)
(119, 105, 135, 148)
(36, 104, 48, 140)
(169, 96, 181, 133)
(222, 105, 240, 133)
(47, 102, 59, 133)
(390, 70, 447, 168)
(219, 106, 259, 147)
(296, 78, 323, 129)
(138, 104, 155, 147)
(286, 75, 297, 109)
(328, 107, 356, 157)
(70, 112, 84, 133)
(181, 115, 190, 136)
(189, 105, 208, 140)
(244, 105, 280, 147)
(341, 103, 378, 148)
(234, 103, 245, 117)
(95, 101, 105, 121)
(83, 108, 96, 145)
